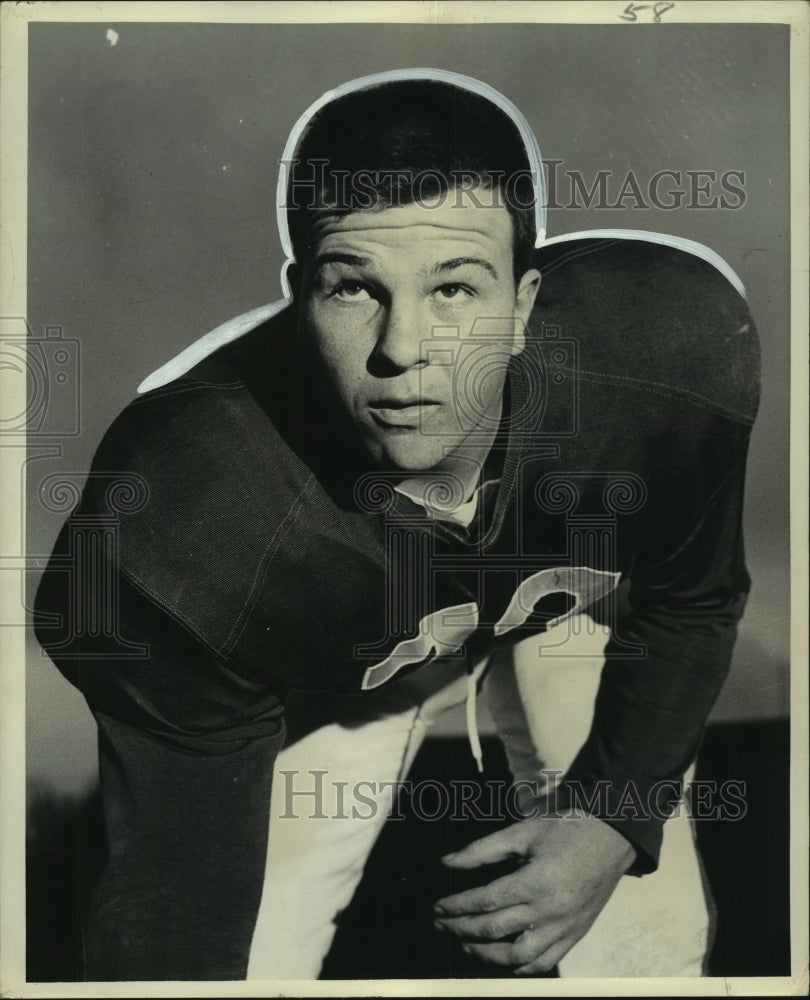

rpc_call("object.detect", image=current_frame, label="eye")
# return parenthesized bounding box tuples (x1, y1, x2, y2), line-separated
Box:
(333, 281, 372, 302)
(435, 283, 474, 300)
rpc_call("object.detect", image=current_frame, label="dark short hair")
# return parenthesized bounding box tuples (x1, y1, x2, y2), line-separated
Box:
(285, 79, 537, 281)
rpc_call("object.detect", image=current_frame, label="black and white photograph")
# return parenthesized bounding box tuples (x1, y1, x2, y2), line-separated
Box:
(1, 1, 807, 995)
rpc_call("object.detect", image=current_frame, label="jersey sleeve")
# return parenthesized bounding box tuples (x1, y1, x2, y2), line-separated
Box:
(34, 518, 286, 980)
(560, 417, 754, 874)
(529, 235, 762, 875)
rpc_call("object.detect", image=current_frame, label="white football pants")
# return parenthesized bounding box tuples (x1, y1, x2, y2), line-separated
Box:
(247, 615, 711, 980)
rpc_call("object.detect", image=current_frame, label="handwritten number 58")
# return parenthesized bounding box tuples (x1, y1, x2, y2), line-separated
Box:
(620, 2, 675, 22)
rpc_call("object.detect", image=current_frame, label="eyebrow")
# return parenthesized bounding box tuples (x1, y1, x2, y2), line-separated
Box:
(429, 257, 499, 280)
(310, 252, 499, 280)
(311, 252, 371, 272)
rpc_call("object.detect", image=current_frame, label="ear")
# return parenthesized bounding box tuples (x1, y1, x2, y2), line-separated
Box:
(511, 268, 542, 356)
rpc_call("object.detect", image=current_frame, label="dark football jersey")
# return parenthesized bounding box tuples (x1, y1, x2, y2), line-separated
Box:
(34, 236, 760, 979)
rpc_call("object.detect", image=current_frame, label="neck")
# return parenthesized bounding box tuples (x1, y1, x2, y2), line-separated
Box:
(395, 401, 502, 513)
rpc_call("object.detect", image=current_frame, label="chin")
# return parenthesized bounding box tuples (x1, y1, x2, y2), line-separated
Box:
(372, 437, 448, 474)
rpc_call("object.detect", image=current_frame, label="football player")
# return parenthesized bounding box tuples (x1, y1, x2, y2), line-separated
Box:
(35, 70, 760, 980)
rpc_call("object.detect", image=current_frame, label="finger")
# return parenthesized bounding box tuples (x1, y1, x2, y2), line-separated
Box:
(434, 870, 528, 916)
(441, 822, 531, 870)
(514, 935, 576, 976)
(461, 927, 553, 969)
(434, 904, 532, 942)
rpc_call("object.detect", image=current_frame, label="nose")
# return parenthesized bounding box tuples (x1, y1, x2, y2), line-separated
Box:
(368, 294, 429, 376)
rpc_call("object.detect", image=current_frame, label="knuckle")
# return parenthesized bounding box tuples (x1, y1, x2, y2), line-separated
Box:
(501, 943, 521, 965)
(464, 916, 500, 941)
(512, 936, 538, 965)
(471, 943, 506, 966)
(487, 915, 512, 939)
(466, 943, 488, 963)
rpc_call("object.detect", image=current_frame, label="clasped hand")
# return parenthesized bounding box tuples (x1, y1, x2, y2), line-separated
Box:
(433, 811, 635, 975)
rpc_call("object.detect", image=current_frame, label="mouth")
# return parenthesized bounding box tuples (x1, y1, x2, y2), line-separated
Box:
(368, 399, 442, 428)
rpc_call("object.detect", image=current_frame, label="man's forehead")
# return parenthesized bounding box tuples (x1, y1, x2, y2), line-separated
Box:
(305, 194, 515, 257)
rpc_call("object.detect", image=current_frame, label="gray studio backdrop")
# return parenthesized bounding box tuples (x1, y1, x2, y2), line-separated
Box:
(25, 22, 790, 797)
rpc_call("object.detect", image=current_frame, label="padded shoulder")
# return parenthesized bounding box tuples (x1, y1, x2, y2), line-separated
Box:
(531, 235, 761, 425)
(80, 321, 314, 654)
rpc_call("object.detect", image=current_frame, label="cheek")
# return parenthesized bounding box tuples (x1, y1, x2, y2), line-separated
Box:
(304, 308, 370, 395)
(456, 341, 512, 387)
(446, 342, 510, 423)
(459, 291, 520, 337)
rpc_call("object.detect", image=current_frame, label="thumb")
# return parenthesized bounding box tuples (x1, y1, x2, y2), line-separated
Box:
(441, 821, 533, 870)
